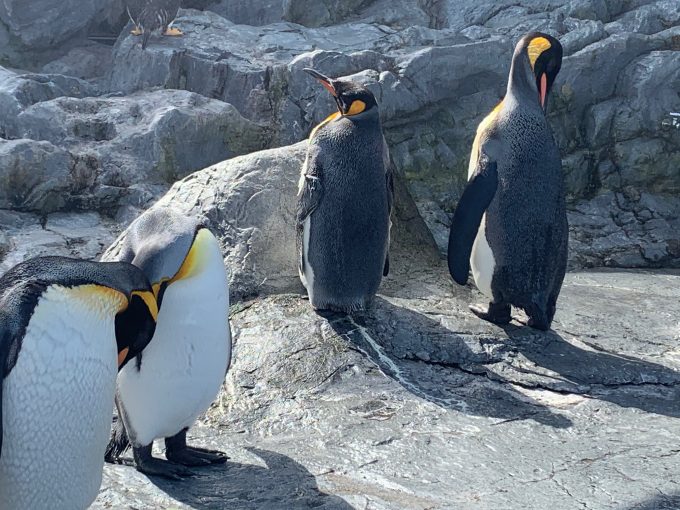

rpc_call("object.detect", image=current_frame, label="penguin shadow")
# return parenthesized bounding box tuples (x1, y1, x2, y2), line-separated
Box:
(501, 324, 680, 417)
(320, 298, 572, 429)
(147, 447, 352, 510)
(620, 493, 680, 510)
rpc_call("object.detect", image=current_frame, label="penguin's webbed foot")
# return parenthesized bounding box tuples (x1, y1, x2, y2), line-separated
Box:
(131, 26, 143, 36)
(166, 446, 229, 466)
(469, 302, 511, 325)
(164, 27, 184, 36)
(165, 428, 228, 467)
(524, 309, 552, 331)
(133, 444, 194, 480)
(137, 457, 195, 479)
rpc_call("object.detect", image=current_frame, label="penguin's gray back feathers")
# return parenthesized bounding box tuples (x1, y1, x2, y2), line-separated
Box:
(103, 208, 200, 286)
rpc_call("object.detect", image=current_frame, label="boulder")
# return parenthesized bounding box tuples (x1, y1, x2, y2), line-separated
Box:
(0, 0, 116, 49)
(4, 89, 270, 216)
(0, 66, 94, 138)
(0, 209, 119, 272)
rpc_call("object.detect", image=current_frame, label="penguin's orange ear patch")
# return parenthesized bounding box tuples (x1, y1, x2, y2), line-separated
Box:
(346, 100, 366, 116)
(527, 37, 551, 68)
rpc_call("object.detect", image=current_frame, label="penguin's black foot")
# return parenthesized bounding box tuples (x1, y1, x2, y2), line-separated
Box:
(133, 445, 194, 480)
(166, 446, 228, 466)
(165, 428, 228, 467)
(522, 304, 552, 331)
(469, 302, 512, 325)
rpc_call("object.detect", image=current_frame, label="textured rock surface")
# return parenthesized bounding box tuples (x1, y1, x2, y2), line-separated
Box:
(92, 262, 680, 509)
(1, 88, 269, 216)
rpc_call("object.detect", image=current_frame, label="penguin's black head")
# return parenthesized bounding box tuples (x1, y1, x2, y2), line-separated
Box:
(515, 32, 562, 111)
(114, 285, 158, 370)
(304, 68, 378, 117)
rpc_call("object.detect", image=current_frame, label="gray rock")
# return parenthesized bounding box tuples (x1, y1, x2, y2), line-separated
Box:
(8, 89, 269, 215)
(41, 44, 113, 80)
(0, 66, 94, 138)
(0, 0, 112, 49)
(0, 209, 119, 272)
(0, 138, 73, 213)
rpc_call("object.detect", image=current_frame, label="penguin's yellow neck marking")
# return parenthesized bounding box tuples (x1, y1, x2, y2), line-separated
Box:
(309, 112, 341, 141)
(469, 100, 504, 178)
(131, 290, 159, 321)
(527, 37, 551, 68)
(170, 229, 212, 283)
(65, 285, 129, 316)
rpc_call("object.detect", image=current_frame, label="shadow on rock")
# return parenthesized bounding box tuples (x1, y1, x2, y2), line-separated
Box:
(321, 298, 573, 429)
(623, 493, 680, 510)
(149, 447, 352, 510)
(503, 325, 680, 418)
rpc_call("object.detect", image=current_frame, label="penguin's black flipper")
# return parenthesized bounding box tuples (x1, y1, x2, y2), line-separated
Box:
(296, 156, 324, 275)
(447, 158, 498, 285)
(383, 254, 390, 277)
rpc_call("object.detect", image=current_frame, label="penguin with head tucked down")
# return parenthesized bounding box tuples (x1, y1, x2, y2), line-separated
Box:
(104, 208, 231, 479)
(448, 32, 567, 331)
(0, 256, 157, 510)
(298, 68, 393, 313)
(126, 0, 183, 49)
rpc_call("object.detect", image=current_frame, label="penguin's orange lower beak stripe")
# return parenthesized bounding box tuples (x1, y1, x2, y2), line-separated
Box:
(540, 73, 548, 108)
(118, 348, 129, 367)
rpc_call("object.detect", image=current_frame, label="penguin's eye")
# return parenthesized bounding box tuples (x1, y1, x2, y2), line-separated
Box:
(346, 100, 366, 116)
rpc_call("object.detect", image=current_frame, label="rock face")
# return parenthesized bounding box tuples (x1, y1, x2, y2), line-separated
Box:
(0, 84, 269, 216)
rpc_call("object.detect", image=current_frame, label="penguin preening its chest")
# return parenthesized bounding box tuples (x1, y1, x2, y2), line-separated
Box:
(0, 257, 157, 510)
(297, 68, 393, 313)
(126, 0, 183, 49)
(104, 208, 231, 480)
(448, 32, 567, 331)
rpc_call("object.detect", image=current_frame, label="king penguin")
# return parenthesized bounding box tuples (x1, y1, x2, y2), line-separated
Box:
(298, 68, 393, 313)
(447, 32, 567, 331)
(126, 0, 183, 49)
(0, 256, 157, 510)
(104, 207, 231, 479)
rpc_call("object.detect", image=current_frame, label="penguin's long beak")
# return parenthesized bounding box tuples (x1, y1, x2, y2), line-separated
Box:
(539, 72, 548, 111)
(304, 68, 337, 97)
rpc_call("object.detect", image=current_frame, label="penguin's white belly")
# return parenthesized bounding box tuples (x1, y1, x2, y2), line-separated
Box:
(470, 214, 496, 299)
(300, 216, 315, 298)
(0, 288, 118, 510)
(117, 252, 231, 447)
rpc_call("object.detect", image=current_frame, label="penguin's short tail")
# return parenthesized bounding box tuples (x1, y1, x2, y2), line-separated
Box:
(105, 416, 131, 464)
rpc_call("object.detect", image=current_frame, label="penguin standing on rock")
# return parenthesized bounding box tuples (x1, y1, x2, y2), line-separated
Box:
(297, 68, 393, 313)
(0, 257, 157, 510)
(104, 208, 232, 480)
(126, 0, 183, 49)
(448, 32, 567, 331)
